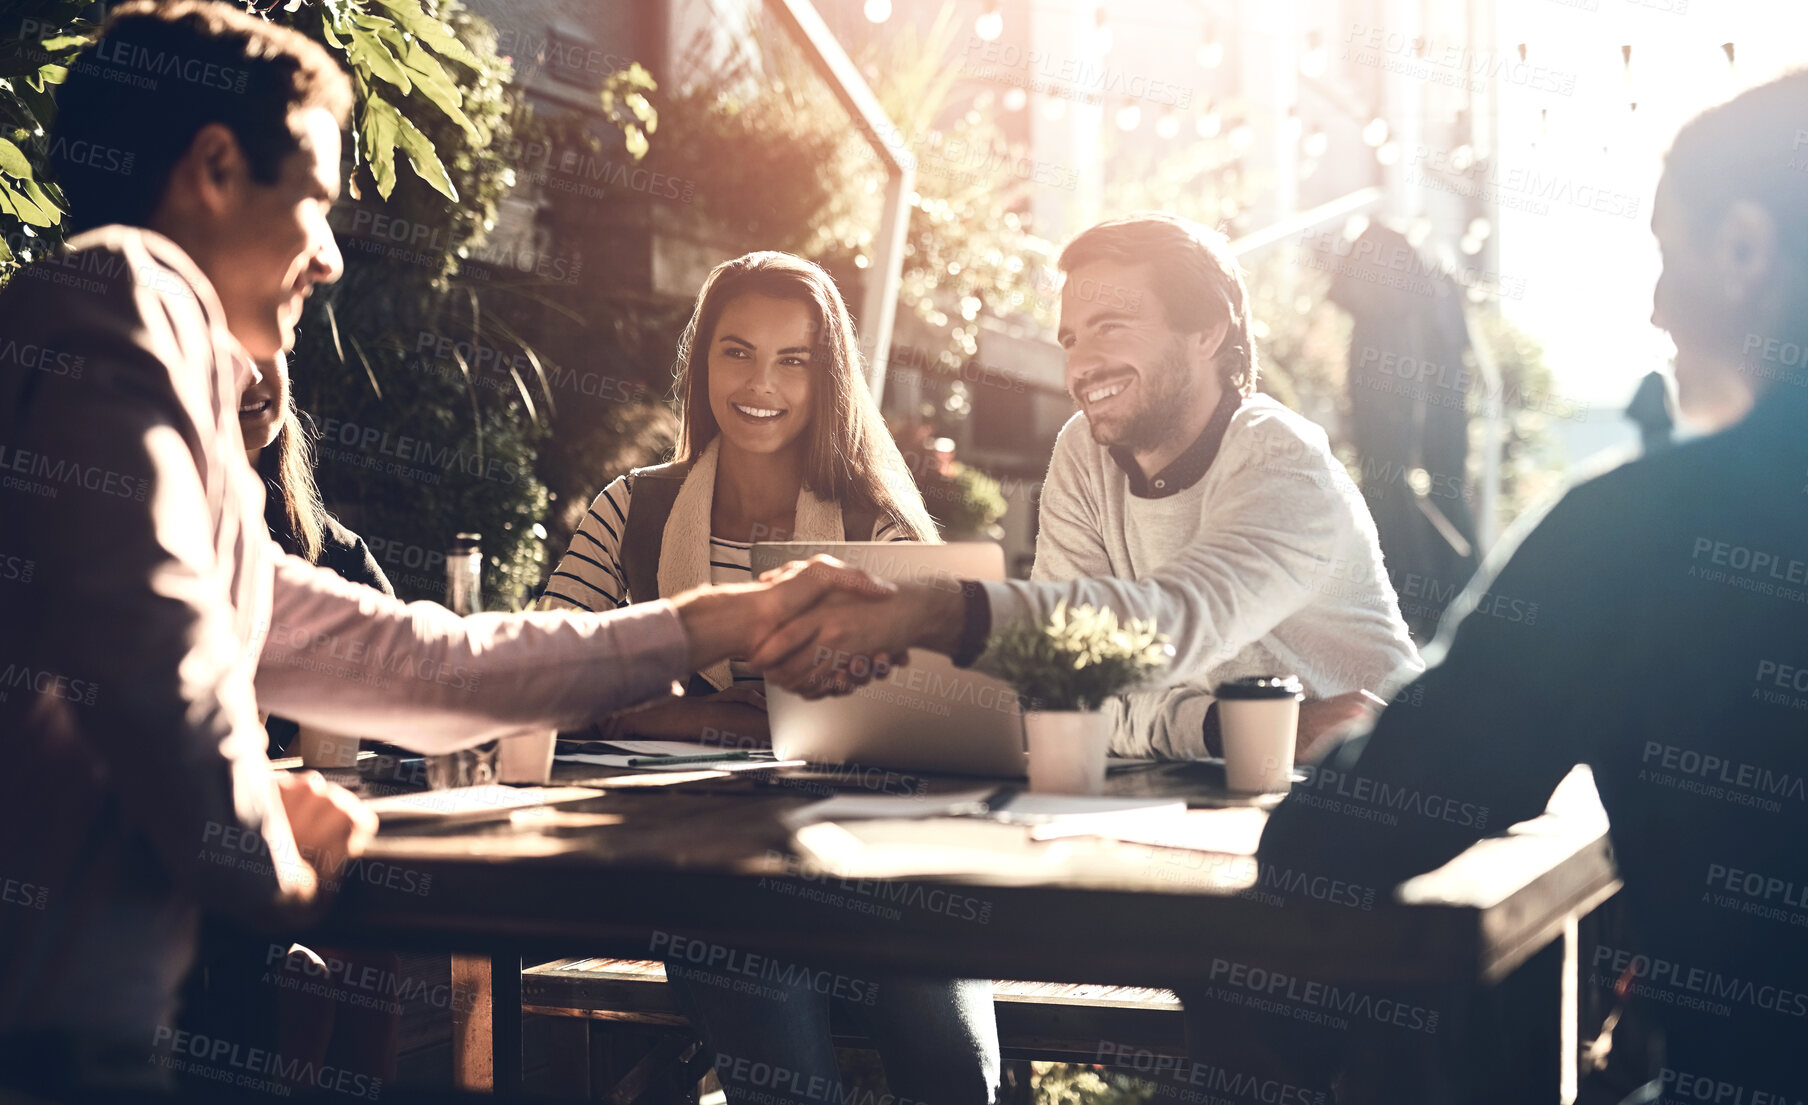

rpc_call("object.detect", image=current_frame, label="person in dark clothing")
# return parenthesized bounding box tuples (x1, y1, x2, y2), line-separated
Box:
(1328, 223, 1481, 641)
(240, 351, 390, 758)
(1252, 71, 1808, 1097)
(177, 350, 405, 1097)
(242, 351, 391, 597)
(1625, 369, 1676, 456)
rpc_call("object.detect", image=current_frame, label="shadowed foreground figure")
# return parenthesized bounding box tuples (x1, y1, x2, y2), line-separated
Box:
(1243, 71, 1808, 1099)
(0, 7, 891, 1100)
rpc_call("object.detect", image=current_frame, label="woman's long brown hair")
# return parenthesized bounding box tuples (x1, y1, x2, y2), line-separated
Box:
(258, 403, 325, 562)
(671, 251, 937, 541)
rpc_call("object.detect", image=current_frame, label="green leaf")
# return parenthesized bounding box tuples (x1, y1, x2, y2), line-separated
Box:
(392, 108, 458, 201)
(624, 92, 654, 128)
(620, 62, 656, 91)
(20, 178, 62, 218)
(0, 236, 12, 263)
(0, 136, 29, 177)
(373, 0, 481, 69)
(359, 93, 401, 200)
(345, 24, 411, 96)
(396, 42, 475, 138)
(0, 179, 55, 226)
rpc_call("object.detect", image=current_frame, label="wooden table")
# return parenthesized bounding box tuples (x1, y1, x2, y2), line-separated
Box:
(309, 758, 1620, 1103)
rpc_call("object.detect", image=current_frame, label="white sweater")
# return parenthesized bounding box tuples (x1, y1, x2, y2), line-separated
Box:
(987, 396, 1423, 759)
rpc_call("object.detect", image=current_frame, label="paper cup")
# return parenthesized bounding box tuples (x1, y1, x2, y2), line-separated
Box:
(1024, 711, 1111, 795)
(499, 729, 557, 785)
(295, 725, 360, 770)
(1217, 676, 1303, 793)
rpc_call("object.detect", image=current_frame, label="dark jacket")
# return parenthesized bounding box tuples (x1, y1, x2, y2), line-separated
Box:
(1262, 388, 1808, 1087)
(260, 466, 392, 754)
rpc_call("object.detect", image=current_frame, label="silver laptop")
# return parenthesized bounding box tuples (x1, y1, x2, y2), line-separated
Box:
(749, 542, 1027, 778)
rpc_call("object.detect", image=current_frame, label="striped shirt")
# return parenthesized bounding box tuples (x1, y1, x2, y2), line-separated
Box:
(542, 476, 909, 684)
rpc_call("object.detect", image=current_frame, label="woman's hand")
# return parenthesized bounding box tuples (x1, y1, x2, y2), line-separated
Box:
(597, 688, 770, 748)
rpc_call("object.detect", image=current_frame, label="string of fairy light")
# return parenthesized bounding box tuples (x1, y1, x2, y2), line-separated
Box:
(857, 1, 1742, 180)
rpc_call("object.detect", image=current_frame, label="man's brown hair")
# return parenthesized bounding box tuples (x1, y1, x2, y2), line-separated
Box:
(1058, 212, 1258, 397)
(50, 0, 352, 233)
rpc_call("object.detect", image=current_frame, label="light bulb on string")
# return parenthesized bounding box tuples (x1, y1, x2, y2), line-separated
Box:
(1196, 109, 1222, 138)
(1092, 6, 1113, 55)
(1156, 110, 1181, 139)
(1115, 102, 1142, 132)
(863, 0, 891, 23)
(1196, 21, 1222, 70)
(1362, 117, 1389, 147)
(974, 4, 1003, 43)
(1002, 87, 1027, 112)
(1300, 31, 1327, 78)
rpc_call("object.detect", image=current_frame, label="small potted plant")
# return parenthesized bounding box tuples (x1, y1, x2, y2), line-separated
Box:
(990, 602, 1172, 793)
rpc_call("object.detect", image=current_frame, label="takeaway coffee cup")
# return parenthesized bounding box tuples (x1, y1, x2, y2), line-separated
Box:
(1216, 675, 1304, 793)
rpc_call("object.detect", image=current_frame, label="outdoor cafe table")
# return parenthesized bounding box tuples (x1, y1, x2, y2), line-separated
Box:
(305, 756, 1620, 1104)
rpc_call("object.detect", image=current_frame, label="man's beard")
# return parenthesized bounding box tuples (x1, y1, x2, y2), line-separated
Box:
(1087, 341, 1198, 452)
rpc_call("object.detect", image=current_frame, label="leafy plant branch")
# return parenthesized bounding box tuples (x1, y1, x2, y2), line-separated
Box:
(990, 601, 1173, 713)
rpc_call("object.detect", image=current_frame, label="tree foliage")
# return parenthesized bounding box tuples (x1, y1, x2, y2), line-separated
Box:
(645, 10, 1053, 374)
(0, 0, 659, 607)
(0, 0, 498, 284)
(0, 0, 87, 276)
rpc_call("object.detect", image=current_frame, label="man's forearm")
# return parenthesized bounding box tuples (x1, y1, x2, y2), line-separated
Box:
(258, 554, 690, 747)
(671, 585, 759, 672)
(911, 581, 973, 658)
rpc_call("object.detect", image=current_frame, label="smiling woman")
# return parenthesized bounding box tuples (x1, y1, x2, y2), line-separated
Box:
(541, 250, 936, 716)
(536, 249, 998, 1105)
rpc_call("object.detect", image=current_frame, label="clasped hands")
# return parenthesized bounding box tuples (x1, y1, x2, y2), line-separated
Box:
(669, 555, 966, 699)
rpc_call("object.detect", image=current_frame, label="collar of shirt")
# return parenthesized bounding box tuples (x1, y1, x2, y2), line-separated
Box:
(1108, 389, 1242, 498)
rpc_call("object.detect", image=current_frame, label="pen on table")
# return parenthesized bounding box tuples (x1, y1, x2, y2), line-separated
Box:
(948, 785, 1018, 818)
(624, 750, 755, 767)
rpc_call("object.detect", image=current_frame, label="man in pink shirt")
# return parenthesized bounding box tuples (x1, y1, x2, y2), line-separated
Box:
(0, 4, 885, 1091)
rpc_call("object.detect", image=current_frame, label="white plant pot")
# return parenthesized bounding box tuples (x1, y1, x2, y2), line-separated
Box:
(1023, 710, 1112, 795)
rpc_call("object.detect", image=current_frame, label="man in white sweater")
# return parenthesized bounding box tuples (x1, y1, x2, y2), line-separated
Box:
(754, 216, 1422, 762)
(1032, 214, 1422, 759)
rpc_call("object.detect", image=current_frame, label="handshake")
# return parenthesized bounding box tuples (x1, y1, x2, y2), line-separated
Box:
(668, 555, 970, 698)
